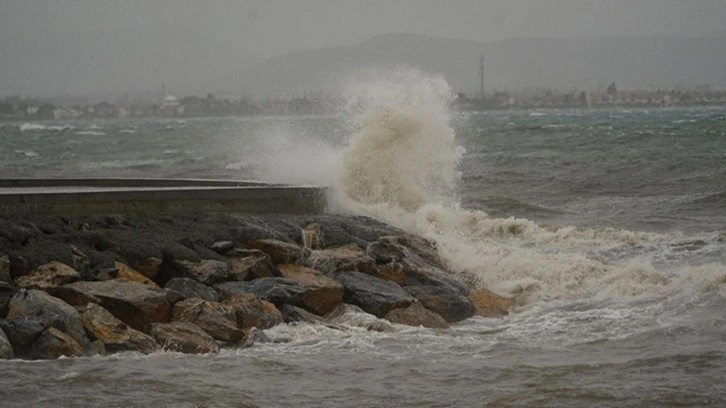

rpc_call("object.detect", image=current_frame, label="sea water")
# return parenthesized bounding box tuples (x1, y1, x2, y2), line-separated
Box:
(1, 70, 725, 407)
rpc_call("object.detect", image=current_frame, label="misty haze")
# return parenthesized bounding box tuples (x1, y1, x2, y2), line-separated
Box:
(1, 2, 726, 407)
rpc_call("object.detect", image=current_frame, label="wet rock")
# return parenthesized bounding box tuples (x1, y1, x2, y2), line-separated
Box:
(14, 261, 79, 290)
(324, 303, 394, 332)
(246, 239, 303, 264)
(332, 271, 414, 317)
(210, 240, 235, 254)
(380, 235, 444, 269)
(173, 259, 230, 285)
(227, 249, 279, 281)
(150, 321, 219, 354)
(404, 285, 475, 323)
(79, 303, 157, 354)
(469, 288, 512, 318)
(372, 262, 406, 285)
(172, 298, 244, 343)
(7, 289, 91, 350)
(163, 288, 186, 306)
(113, 262, 158, 288)
(366, 239, 410, 264)
(0, 318, 45, 356)
(215, 278, 307, 307)
(279, 304, 324, 324)
(0, 281, 14, 318)
(399, 256, 470, 295)
(301, 223, 324, 249)
(234, 327, 272, 349)
(0, 253, 10, 283)
(0, 327, 14, 359)
(222, 292, 284, 330)
(70, 245, 90, 272)
(50, 280, 171, 333)
(384, 301, 449, 329)
(304, 244, 376, 274)
(164, 278, 220, 302)
(278, 264, 343, 315)
(28, 327, 84, 360)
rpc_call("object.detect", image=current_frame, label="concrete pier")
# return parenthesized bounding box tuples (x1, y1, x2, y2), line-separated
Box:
(0, 178, 327, 216)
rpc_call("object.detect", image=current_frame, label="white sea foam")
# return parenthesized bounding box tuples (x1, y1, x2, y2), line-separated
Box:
(75, 130, 106, 136)
(20, 123, 72, 132)
(330, 68, 726, 307)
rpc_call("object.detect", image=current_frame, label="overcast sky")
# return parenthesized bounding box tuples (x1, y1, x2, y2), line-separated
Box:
(3, 0, 724, 58)
(1, 0, 725, 96)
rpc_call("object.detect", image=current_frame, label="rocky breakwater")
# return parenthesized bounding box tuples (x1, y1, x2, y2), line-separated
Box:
(0, 213, 511, 360)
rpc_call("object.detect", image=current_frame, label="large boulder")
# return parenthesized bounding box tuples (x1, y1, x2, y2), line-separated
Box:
(79, 303, 157, 354)
(28, 327, 84, 360)
(6, 289, 91, 351)
(222, 293, 284, 330)
(0, 327, 14, 359)
(150, 322, 219, 354)
(214, 278, 306, 306)
(278, 264, 343, 315)
(384, 301, 449, 329)
(164, 278, 220, 302)
(173, 259, 230, 285)
(324, 303, 394, 332)
(404, 285, 475, 323)
(304, 245, 375, 274)
(332, 271, 414, 317)
(246, 239, 303, 264)
(49, 280, 171, 333)
(14, 262, 79, 290)
(469, 288, 512, 317)
(172, 298, 244, 343)
(279, 304, 324, 324)
(0, 281, 14, 318)
(399, 256, 470, 294)
(129, 257, 163, 280)
(227, 249, 279, 281)
(0, 318, 45, 356)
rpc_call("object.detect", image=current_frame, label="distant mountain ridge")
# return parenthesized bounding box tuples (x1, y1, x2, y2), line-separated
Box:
(207, 33, 726, 96)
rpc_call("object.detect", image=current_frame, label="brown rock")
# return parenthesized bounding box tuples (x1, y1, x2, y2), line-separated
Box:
(374, 262, 406, 285)
(222, 292, 283, 330)
(114, 262, 159, 288)
(79, 303, 157, 353)
(469, 288, 512, 318)
(29, 327, 84, 360)
(130, 257, 163, 280)
(50, 280, 171, 333)
(384, 302, 449, 329)
(279, 304, 325, 324)
(246, 239, 303, 264)
(278, 264, 343, 315)
(304, 245, 375, 274)
(234, 327, 272, 349)
(227, 249, 280, 281)
(172, 298, 244, 343)
(150, 322, 219, 354)
(214, 278, 306, 306)
(14, 262, 79, 290)
(174, 259, 230, 285)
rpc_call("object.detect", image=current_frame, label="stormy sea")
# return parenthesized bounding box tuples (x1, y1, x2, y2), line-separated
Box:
(1, 70, 725, 407)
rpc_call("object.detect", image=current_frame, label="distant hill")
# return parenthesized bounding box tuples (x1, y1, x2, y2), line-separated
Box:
(207, 33, 726, 96)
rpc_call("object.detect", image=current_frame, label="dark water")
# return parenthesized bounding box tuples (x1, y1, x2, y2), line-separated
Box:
(1, 106, 725, 407)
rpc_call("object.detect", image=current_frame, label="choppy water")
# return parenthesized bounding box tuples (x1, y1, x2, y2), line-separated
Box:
(1, 72, 725, 407)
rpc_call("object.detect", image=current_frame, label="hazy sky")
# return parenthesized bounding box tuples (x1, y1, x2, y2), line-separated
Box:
(1, 0, 724, 95)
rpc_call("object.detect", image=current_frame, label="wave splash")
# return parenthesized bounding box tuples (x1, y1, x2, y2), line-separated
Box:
(334, 68, 726, 307)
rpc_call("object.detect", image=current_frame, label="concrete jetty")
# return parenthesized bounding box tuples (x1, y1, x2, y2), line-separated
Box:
(0, 178, 327, 216)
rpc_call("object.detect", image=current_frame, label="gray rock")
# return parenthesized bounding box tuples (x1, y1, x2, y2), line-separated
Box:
(6, 289, 91, 351)
(332, 271, 414, 317)
(164, 278, 220, 302)
(0, 326, 14, 359)
(28, 327, 84, 360)
(210, 240, 235, 254)
(174, 259, 230, 285)
(215, 278, 307, 306)
(404, 285, 475, 323)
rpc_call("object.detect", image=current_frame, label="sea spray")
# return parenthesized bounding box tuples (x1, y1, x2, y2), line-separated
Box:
(334, 68, 726, 306)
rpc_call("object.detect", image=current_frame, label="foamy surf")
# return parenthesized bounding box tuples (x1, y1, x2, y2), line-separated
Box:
(332, 68, 726, 308)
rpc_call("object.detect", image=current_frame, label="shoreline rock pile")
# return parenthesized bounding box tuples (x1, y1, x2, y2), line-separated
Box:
(0, 213, 511, 360)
